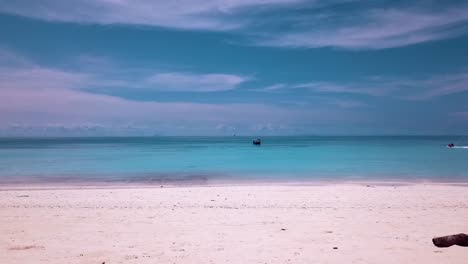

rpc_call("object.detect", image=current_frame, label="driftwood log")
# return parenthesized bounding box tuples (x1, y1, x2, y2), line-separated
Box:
(432, 233, 468, 248)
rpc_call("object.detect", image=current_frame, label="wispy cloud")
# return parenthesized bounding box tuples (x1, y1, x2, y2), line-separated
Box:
(0, 86, 295, 126)
(0, 49, 248, 93)
(249, 83, 287, 93)
(329, 99, 365, 109)
(145, 72, 247, 92)
(2, 1, 468, 49)
(401, 72, 468, 100)
(0, 49, 360, 135)
(1, 84, 358, 135)
(0, 65, 90, 90)
(254, 81, 391, 96)
(96, 71, 248, 92)
(293, 82, 388, 96)
(255, 70, 468, 100)
(0, 0, 300, 30)
(256, 5, 468, 49)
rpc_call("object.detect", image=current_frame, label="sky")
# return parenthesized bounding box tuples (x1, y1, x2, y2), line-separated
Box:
(1, 0, 468, 136)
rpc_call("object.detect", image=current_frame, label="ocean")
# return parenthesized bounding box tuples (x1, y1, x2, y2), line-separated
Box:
(0, 136, 467, 183)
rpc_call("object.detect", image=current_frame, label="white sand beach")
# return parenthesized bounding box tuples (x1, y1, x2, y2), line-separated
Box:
(1, 183, 467, 263)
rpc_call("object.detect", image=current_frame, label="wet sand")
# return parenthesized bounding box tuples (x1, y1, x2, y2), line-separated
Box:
(1, 183, 467, 263)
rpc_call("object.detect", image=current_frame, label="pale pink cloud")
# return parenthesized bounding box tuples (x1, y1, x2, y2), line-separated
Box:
(0, 51, 298, 134)
(0, 0, 302, 30)
(293, 82, 388, 96)
(256, 6, 468, 49)
(0, 52, 346, 134)
(255, 72, 468, 100)
(0, 49, 249, 93)
(3, 1, 466, 49)
(1, 84, 356, 135)
(145, 72, 248, 92)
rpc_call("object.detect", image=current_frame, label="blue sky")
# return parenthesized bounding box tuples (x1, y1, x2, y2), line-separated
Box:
(1, 0, 468, 136)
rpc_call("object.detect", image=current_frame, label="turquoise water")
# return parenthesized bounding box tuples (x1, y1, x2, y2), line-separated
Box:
(0, 136, 468, 183)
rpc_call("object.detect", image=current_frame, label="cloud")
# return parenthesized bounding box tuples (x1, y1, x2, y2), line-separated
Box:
(145, 72, 247, 92)
(249, 83, 287, 93)
(341, 72, 468, 100)
(0, 57, 251, 132)
(0, 49, 248, 93)
(0, 85, 292, 125)
(1, 84, 357, 135)
(0, 0, 300, 30)
(329, 99, 365, 109)
(0, 65, 90, 91)
(254, 81, 391, 96)
(0, 49, 361, 135)
(3, 1, 468, 49)
(256, 5, 468, 49)
(0, 49, 91, 91)
(409, 72, 468, 100)
(293, 82, 388, 96)
(254, 70, 468, 100)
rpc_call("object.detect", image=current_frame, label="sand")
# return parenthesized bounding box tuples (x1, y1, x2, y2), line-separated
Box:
(1, 183, 467, 263)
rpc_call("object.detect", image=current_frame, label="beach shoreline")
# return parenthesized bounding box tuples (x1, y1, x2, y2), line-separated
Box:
(2, 177, 468, 190)
(1, 182, 468, 263)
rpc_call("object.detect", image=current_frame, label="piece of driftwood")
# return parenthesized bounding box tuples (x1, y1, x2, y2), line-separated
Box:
(432, 233, 468, 247)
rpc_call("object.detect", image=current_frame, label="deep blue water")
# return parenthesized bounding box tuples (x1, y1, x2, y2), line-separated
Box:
(0, 136, 468, 183)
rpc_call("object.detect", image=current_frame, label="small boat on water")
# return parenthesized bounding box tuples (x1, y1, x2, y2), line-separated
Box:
(252, 139, 261, 145)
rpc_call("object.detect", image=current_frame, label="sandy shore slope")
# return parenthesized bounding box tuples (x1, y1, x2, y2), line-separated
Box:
(1, 184, 467, 263)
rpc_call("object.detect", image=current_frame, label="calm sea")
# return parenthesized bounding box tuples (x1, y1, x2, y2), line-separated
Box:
(0, 136, 467, 183)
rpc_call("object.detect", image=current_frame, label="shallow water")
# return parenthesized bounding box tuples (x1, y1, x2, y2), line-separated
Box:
(0, 136, 467, 183)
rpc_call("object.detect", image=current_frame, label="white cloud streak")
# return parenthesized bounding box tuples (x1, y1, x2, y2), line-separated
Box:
(0, 50, 357, 135)
(145, 72, 247, 92)
(2, 1, 467, 49)
(0, 86, 295, 125)
(0, 66, 90, 90)
(254, 81, 392, 96)
(255, 71, 468, 100)
(257, 6, 468, 49)
(0, 0, 300, 30)
(0, 84, 354, 135)
(293, 82, 388, 96)
(0, 49, 248, 93)
(401, 72, 468, 100)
